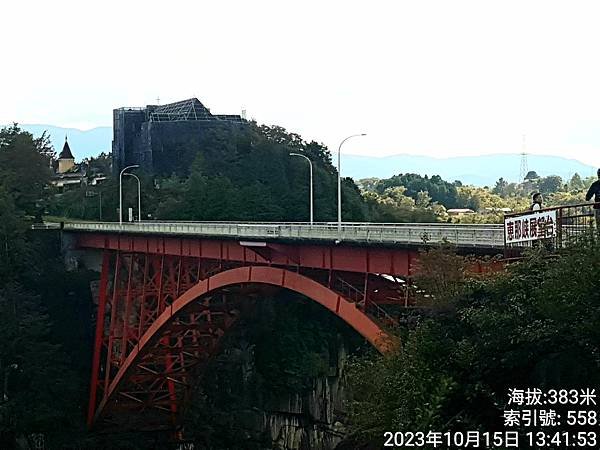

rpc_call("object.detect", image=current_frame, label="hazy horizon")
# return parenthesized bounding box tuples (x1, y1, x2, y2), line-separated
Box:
(3, 1, 600, 167)
(11, 122, 597, 164)
(11, 123, 595, 186)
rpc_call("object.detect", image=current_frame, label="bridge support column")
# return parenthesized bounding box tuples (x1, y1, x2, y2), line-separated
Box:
(87, 250, 110, 427)
(363, 272, 370, 311)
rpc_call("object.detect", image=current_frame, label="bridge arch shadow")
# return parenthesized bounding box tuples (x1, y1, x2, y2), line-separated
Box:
(93, 265, 393, 427)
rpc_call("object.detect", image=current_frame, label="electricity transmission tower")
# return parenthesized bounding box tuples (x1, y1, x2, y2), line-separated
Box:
(519, 134, 528, 182)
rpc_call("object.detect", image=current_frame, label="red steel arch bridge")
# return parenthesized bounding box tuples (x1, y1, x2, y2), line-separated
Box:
(38, 203, 593, 434)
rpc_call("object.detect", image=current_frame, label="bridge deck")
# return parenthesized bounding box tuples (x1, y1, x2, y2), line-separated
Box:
(58, 221, 505, 249)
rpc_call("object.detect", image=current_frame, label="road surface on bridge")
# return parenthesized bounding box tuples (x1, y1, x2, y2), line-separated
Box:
(59, 221, 505, 249)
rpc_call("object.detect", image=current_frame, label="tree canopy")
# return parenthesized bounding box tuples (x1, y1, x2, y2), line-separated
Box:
(0, 125, 94, 448)
(0, 125, 53, 217)
(346, 238, 600, 446)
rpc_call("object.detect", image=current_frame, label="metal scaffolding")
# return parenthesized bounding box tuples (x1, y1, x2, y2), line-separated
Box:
(148, 98, 243, 123)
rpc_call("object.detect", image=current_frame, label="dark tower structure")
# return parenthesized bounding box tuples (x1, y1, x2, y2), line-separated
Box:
(58, 135, 75, 174)
(112, 98, 243, 175)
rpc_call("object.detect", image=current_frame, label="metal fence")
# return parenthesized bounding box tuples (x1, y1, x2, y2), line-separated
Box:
(503, 202, 598, 258)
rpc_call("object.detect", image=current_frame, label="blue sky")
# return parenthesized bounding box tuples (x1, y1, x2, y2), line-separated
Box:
(2, 0, 600, 167)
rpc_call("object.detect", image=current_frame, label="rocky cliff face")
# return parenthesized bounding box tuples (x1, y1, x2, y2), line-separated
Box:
(183, 297, 361, 450)
(239, 342, 348, 450)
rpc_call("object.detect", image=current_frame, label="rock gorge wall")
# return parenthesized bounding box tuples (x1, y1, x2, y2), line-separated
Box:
(183, 297, 361, 450)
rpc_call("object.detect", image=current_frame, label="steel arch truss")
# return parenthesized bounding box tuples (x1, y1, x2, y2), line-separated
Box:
(87, 251, 403, 431)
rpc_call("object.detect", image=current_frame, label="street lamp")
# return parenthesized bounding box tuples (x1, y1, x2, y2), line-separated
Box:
(119, 165, 139, 224)
(337, 134, 366, 235)
(124, 172, 142, 222)
(290, 152, 314, 224)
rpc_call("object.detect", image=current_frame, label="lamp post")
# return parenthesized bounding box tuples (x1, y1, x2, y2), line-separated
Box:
(119, 165, 139, 224)
(124, 172, 142, 222)
(337, 134, 366, 235)
(290, 152, 314, 224)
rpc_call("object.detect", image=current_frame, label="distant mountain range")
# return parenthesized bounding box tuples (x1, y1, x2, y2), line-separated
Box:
(15, 124, 112, 160)
(342, 153, 596, 186)
(10, 124, 596, 186)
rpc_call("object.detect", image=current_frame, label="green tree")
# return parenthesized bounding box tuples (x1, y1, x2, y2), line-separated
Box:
(0, 283, 82, 448)
(83, 152, 112, 176)
(363, 186, 439, 223)
(415, 190, 432, 208)
(375, 173, 460, 209)
(184, 174, 238, 220)
(524, 170, 540, 181)
(153, 175, 187, 219)
(538, 175, 563, 194)
(0, 125, 98, 448)
(0, 125, 53, 216)
(357, 177, 380, 192)
(568, 172, 585, 191)
(0, 188, 30, 281)
(383, 186, 416, 208)
(492, 177, 509, 197)
(346, 239, 600, 446)
(546, 190, 585, 207)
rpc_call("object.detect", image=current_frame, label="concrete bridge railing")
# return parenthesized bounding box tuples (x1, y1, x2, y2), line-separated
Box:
(59, 221, 505, 249)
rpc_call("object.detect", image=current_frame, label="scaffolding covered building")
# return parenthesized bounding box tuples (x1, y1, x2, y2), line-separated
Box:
(112, 98, 244, 175)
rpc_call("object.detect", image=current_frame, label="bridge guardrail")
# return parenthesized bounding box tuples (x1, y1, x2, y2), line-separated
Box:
(31, 223, 61, 230)
(503, 202, 598, 257)
(61, 221, 505, 249)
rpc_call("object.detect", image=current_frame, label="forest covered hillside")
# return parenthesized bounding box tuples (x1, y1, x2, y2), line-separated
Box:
(2, 123, 600, 449)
